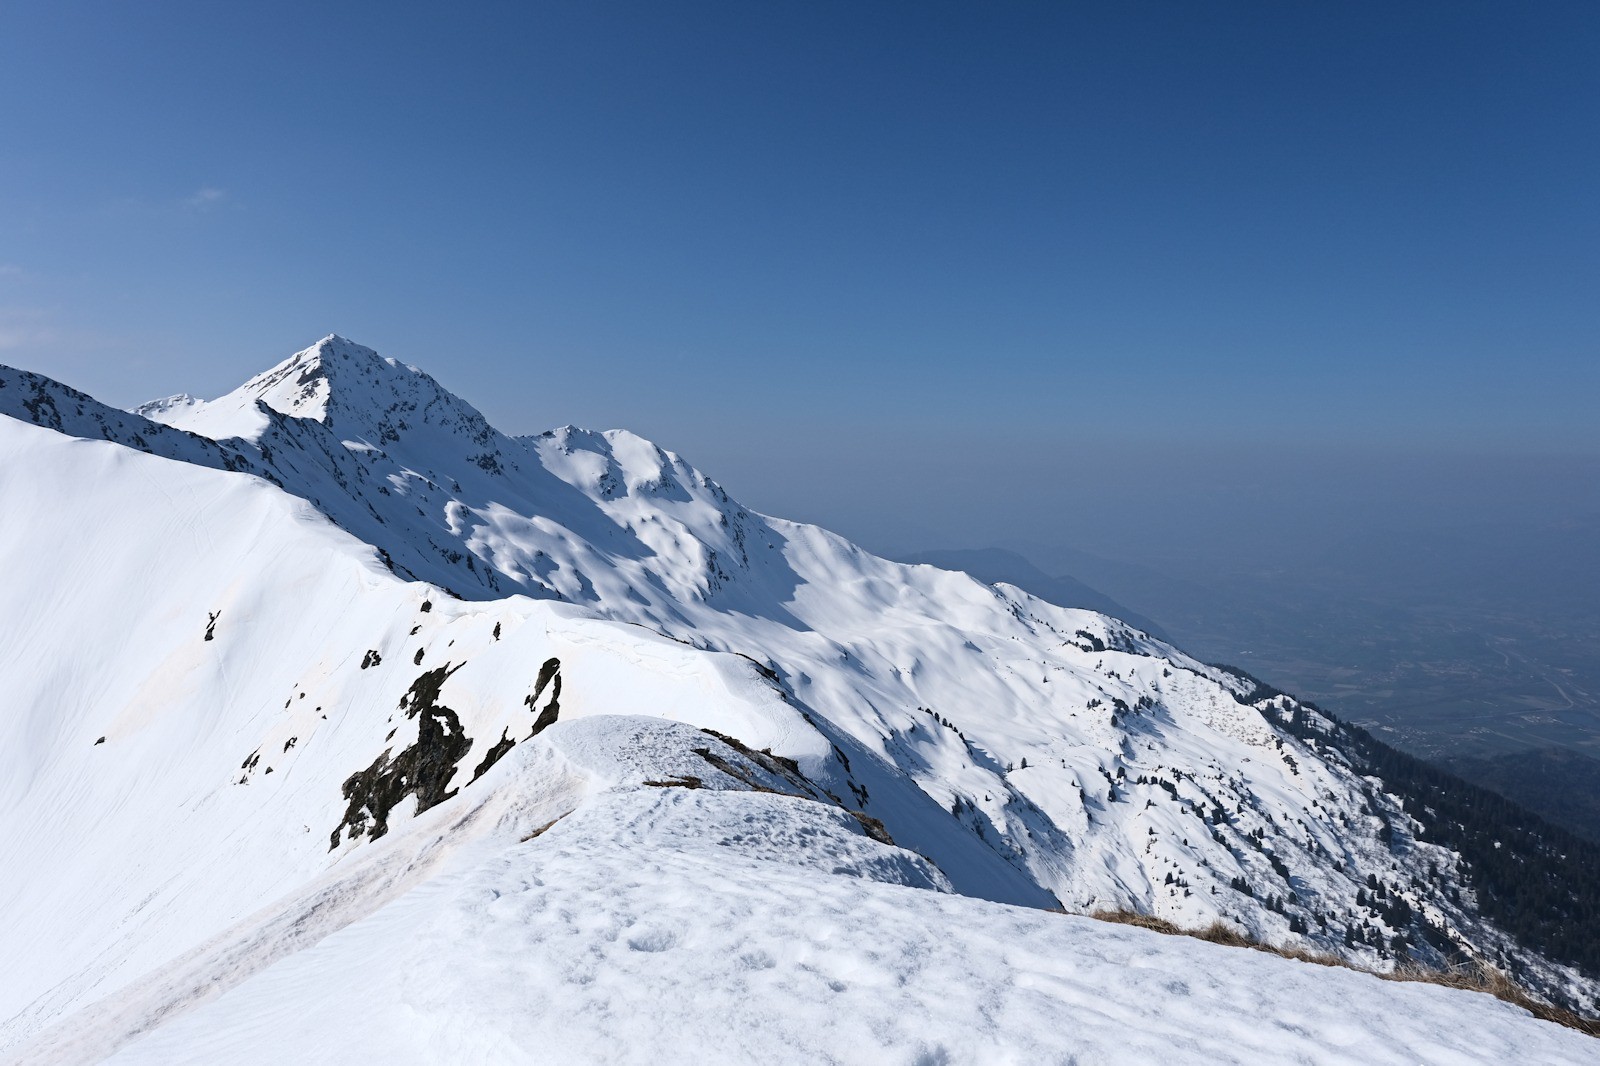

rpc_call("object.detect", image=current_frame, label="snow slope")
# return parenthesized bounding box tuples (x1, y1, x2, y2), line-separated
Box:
(0, 337, 1595, 1060)
(86, 751, 1600, 1065)
(17, 716, 1594, 1065)
(0, 411, 1032, 1049)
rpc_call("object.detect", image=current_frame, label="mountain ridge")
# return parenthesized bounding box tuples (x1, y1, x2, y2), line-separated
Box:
(3, 337, 1598, 1060)
(897, 546, 1170, 640)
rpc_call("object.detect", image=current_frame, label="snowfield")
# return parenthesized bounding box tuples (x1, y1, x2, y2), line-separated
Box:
(0, 337, 1594, 1062)
(25, 719, 1598, 1066)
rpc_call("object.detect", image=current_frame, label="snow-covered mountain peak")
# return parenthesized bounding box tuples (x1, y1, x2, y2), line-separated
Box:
(529, 424, 717, 503)
(133, 392, 200, 418)
(237, 333, 380, 423)
(215, 335, 495, 447)
(132, 335, 488, 459)
(114, 337, 782, 607)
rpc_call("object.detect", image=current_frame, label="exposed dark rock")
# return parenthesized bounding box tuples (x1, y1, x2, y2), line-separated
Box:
(526, 658, 562, 735)
(644, 775, 705, 789)
(849, 810, 896, 846)
(470, 728, 517, 783)
(330, 663, 473, 850)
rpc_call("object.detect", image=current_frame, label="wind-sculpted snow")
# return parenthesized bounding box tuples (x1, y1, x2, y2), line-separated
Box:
(1, 337, 1597, 1058)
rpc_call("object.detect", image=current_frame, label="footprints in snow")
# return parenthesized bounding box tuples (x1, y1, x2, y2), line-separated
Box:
(626, 928, 679, 953)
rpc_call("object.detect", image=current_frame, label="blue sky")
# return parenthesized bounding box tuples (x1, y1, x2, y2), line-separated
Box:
(2, 1, 1596, 563)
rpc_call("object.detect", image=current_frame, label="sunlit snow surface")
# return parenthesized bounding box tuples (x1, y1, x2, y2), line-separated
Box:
(104, 773, 1600, 1065)
(33, 720, 1599, 1065)
(0, 338, 1594, 1062)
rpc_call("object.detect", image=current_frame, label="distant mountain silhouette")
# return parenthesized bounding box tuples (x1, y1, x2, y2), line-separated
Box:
(900, 547, 1169, 641)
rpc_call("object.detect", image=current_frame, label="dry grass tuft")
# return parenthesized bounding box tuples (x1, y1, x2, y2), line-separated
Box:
(517, 815, 566, 843)
(1382, 959, 1600, 1038)
(641, 775, 705, 789)
(1086, 909, 1599, 1038)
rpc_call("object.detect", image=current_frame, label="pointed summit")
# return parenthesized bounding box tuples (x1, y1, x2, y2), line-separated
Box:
(236, 335, 383, 424)
(144, 336, 497, 452)
(239, 335, 459, 429)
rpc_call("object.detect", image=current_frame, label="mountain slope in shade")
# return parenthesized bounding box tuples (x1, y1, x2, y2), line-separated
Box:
(1444, 748, 1600, 844)
(1, 336, 1596, 1060)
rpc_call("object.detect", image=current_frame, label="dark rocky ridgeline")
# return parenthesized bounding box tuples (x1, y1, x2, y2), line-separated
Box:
(469, 729, 518, 784)
(466, 658, 564, 784)
(330, 657, 566, 849)
(0, 366, 264, 477)
(330, 664, 474, 850)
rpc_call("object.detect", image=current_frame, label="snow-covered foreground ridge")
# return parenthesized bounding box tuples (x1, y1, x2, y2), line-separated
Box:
(0, 336, 1592, 1062)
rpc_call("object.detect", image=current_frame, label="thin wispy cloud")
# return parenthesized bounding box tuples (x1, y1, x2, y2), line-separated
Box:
(102, 188, 234, 219)
(186, 186, 227, 211)
(0, 308, 59, 352)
